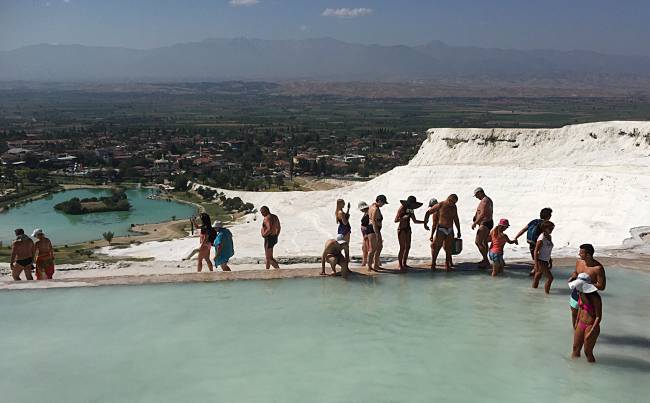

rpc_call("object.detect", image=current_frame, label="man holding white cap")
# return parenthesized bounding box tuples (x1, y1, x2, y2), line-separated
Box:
(471, 187, 493, 268)
(321, 234, 349, 277)
(33, 228, 55, 280)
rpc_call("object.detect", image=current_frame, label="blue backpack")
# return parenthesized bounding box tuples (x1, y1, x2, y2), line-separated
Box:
(526, 219, 542, 244)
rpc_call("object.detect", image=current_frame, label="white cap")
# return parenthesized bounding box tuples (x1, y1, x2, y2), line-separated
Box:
(473, 187, 484, 196)
(336, 234, 347, 244)
(358, 201, 369, 211)
(428, 198, 438, 207)
(568, 272, 598, 293)
(212, 221, 223, 229)
(31, 228, 44, 237)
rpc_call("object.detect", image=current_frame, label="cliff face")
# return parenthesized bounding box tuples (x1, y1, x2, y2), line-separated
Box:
(410, 122, 650, 168)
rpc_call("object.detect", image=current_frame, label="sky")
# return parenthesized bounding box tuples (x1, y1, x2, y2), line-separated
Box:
(1, 0, 649, 55)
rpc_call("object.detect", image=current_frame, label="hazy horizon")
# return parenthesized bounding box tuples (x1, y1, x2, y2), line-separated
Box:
(1, 0, 649, 56)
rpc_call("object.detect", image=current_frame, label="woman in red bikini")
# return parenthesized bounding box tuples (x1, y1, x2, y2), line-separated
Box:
(570, 273, 602, 363)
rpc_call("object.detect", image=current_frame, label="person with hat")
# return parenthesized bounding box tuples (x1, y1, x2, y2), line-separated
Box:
(321, 234, 349, 277)
(471, 187, 494, 268)
(358, 201, 372, 267)
(213, 221, 234, 272)
(33, 228, 55, 280)
(394, 195, 424, 271)
(568, 244, 606, 328)
(487, 219, 517, 277)
(368, 195, 388, 271)
(569, 273, 602, 363)
(428, 194, 461, 271)
(10, 228, 35, 281)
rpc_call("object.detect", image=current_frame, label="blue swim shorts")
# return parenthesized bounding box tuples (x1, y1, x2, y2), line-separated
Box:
(488, 251, 504, 265)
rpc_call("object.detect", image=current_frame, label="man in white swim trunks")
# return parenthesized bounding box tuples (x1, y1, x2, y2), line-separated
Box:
(428, 194, 461, 271)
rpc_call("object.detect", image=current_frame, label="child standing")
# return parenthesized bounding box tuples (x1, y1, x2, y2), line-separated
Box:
(488, 218, 518, 276)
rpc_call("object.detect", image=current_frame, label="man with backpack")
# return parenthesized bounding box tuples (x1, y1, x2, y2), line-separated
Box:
(514, 207, 553, 275)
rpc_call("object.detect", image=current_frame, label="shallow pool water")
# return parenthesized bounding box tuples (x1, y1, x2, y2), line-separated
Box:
(1, 267, 648, 403)
(0, 188, 196, 245)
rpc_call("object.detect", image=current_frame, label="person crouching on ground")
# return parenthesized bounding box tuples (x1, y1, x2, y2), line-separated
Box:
(358, 201, 372, 267)
(321, 234, 349, 277)
(260, 206, 281, 270)
(33, 228, 55, 280)
(395, 195, 424, 272)
(213, 221, 234, 272)
(569, 273, 602, 363)
(10, 229, 35, 281)
(532, 221, 555, 293)
(191, 213, 215, 272)
(487, 219, 517, 277)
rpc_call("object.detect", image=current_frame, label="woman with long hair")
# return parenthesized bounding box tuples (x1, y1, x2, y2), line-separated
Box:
(191, 212, 215, 272)
(358, 201, 371, 267)
(395, 195, 424, 271)
(368, 195, 388, 271)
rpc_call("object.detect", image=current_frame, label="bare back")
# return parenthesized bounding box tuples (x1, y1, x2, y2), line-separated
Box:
(12, 238, 35, 261)
(35, 238, 53, 258)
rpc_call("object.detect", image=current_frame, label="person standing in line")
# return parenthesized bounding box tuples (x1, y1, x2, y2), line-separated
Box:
(321, 234, 349, 277)
(213, 221, 234, 272)
(358, 201, 372, 267)
(532, 221, 555, 293)
(471, 187, 493, 268)
(394, 195, 424, 272)
(10, 229, 35, 281)
(514, 207, 553, 276)
(568, 244, 606, 328)
(424, 197, 454, 269)
(428, 194, 461, 271)
(569, 273, 602, 363)
(487, 219, 517, 277)
(191, 213, 215, 272)
(260, 206, 281, 270)
(32, 228, 55, 280)
(368, 195, 388, 271)
(335, 199, 351, 259)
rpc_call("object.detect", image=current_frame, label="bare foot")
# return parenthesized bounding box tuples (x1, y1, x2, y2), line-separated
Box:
(320, 272, 327, 276)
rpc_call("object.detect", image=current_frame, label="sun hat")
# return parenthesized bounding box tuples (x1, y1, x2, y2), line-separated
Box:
(498, 218, 510, 227)
(473, 187, 484, 196)
(31, 228, 44, 237)
(358, 201, 369, 211)
(212, 221, 223, 229)
(400, 195, 423, 209)
(336, 234, 347, 244)
(428, 198, 438, 207)
(568, 273, 598, 294)
(376, 195, 389, 204)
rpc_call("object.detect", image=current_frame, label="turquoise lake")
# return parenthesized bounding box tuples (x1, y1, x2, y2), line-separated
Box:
(0, 188, 196, 245)
(0, 266, 648, 403)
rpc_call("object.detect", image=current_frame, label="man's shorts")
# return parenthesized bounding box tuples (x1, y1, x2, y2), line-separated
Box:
(264, 235, 278, 249)
(488, 251, 504, 265)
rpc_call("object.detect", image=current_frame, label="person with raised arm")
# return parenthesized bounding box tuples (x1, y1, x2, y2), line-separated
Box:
(532, 221, 555, 293)
(487, 219, 517, 277)
(514, 207, 553, 276)
(395, 195, 424, 271)
(568, 244, 606, 327)
(569, 273, 602, 363)
(335, 199, 351, 259)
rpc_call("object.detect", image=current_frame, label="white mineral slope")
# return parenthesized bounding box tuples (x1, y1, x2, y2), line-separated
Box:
(105, 121, 650, 261)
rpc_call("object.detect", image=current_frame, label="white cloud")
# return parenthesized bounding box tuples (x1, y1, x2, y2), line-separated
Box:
(229, 0, 259, 6)
(321, 7, 373, 18)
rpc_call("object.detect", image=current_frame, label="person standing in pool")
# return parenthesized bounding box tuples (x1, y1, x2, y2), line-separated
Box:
(358, 201, 372, 267)
(260, 206, 281, 270)
(429, 194, 461, 271)
(471, 187, 493, 268)
(569, 273, 602, 363)
(10, 229, 35, 281)
(568, 244, 606, 327)
(514, 207, 553, 276)
(321, 234, 349, 277)
(335, 199, 351, 258)
(213, 221, 233, 272)
(395, 195, 424, 272)
(368, 195, 388, 271)
(487, 219, 517, 277)
(32, 228, 55, 280)
(532, 221, 555, 293)
(191, 213, 215, 272)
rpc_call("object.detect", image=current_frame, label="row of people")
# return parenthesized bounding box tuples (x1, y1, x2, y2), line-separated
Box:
(9, 228, 55, 281)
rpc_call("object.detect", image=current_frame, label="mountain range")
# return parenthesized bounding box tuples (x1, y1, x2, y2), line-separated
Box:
(1, 37, 649, 83)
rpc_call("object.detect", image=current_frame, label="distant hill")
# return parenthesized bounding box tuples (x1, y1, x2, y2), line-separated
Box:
(1, 38, 649, 83)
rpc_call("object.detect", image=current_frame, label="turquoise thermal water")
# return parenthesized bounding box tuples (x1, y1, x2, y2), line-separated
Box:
(1, 267, 648, 403)
(0, 189, 196, 245)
